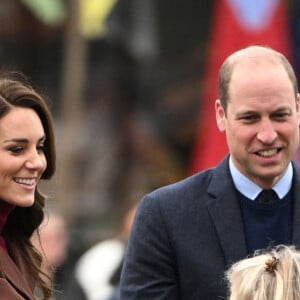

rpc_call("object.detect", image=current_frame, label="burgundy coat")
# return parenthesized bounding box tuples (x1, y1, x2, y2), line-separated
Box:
(0, 246, 36, 299)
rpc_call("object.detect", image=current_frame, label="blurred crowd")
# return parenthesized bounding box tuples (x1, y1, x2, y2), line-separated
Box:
(1, 0, 300, 299)
(0, 0, 206, 246)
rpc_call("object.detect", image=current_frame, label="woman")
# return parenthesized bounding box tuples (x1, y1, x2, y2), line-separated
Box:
(0, 72, 56, 299)
(226, 245, 300, 300)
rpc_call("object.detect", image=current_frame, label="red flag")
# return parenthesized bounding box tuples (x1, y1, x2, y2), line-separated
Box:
(189, 0, 292, 174)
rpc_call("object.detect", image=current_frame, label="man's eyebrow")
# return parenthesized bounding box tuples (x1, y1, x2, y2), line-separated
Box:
(236, 106, 292, 115)
(273, 107, 292, 112)
(235, 110, 258, 117)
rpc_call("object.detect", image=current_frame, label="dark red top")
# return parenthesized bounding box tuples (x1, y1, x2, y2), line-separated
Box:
(0, 201, 15, 251)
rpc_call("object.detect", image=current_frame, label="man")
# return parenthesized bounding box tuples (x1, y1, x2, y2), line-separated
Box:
(119, 46, 300, 299)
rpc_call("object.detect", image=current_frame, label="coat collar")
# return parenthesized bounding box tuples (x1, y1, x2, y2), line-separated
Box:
(206, 156, 248, 266)
(0, 246, 35, 299)
(291, 161, 300, 247)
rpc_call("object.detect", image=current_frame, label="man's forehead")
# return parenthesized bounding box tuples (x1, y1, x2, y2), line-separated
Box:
(229, 46, 279, 65)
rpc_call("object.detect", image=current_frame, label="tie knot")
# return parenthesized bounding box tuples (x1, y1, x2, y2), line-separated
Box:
(256, 189, 279, 204)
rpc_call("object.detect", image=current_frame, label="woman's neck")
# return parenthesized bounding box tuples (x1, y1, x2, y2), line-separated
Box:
(0, 201, 15, 251)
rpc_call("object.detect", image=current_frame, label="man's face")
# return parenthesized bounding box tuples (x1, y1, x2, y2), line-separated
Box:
(216, 60, 300, 188)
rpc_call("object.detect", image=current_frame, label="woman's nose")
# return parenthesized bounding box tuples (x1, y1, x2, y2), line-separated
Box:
(25, 150, 46, 170)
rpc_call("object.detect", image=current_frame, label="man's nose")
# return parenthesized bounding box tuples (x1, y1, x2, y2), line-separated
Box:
(256, 119, 278, 144)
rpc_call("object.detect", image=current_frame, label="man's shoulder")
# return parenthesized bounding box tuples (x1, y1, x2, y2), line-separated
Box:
(291, 161, 300, 186)
(293, 160, 300, 174)
(137, 158, 230, 213)
(166, 167, 213, 189)
(143, 166, 218, 207)
(154, 157, 230, 194)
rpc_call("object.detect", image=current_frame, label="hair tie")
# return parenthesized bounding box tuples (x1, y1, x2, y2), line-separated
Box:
(265, 256, 279, 274)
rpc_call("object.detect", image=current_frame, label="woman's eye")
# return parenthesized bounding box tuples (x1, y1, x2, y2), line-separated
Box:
(37, 144, 46, 152)
(9, 146, 23, 154)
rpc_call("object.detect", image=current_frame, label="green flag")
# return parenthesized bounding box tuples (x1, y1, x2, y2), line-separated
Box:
(21, 0, 66, 25)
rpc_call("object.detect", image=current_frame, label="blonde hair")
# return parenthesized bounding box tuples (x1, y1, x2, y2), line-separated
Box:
(226, 245, 300, 300)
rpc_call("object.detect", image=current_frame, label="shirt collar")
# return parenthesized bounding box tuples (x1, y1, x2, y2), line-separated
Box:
(229, 156, 293, 200)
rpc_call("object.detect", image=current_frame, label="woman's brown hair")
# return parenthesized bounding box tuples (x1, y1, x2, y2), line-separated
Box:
(0, 72, 56, 299)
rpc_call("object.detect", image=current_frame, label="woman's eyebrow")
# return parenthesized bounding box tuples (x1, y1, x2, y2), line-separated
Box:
(3, 135, 45, 143)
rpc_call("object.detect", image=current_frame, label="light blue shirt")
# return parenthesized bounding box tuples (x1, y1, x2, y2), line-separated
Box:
(229, 156, 293, 200)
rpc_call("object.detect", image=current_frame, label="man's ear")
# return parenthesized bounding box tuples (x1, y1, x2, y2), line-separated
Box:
(215, 99, 226, 132)
(296, 93, 300, 125)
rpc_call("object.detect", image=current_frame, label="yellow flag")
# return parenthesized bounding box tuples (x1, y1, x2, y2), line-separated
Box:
(80, 0, 118, 39)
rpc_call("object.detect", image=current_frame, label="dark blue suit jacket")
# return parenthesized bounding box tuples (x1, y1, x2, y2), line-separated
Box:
(120, 156, 300, 299)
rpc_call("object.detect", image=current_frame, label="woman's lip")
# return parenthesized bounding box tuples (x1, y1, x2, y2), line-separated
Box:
(13, 177, 37, 185)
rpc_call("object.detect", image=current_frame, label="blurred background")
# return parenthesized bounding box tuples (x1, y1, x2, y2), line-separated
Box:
(1, 0, 300, 294)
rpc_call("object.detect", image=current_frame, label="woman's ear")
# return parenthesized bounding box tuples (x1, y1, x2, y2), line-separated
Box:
(215, 99, 226, 132)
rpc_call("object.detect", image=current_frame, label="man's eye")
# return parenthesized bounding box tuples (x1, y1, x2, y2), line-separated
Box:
(240, 115, 257, 122)
(273, 112, 290, 119)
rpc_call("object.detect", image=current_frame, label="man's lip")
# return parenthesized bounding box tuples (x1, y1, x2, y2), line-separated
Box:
(254, 146, 282, 153)
(253, 148, 283, 160)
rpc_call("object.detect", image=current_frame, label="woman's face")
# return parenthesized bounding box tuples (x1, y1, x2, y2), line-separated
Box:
(0, 107, 47, 207)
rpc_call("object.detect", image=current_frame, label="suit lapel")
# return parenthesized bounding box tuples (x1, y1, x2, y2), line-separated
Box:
(206, 157, 248, 266)
(292, 162, 300, 247)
